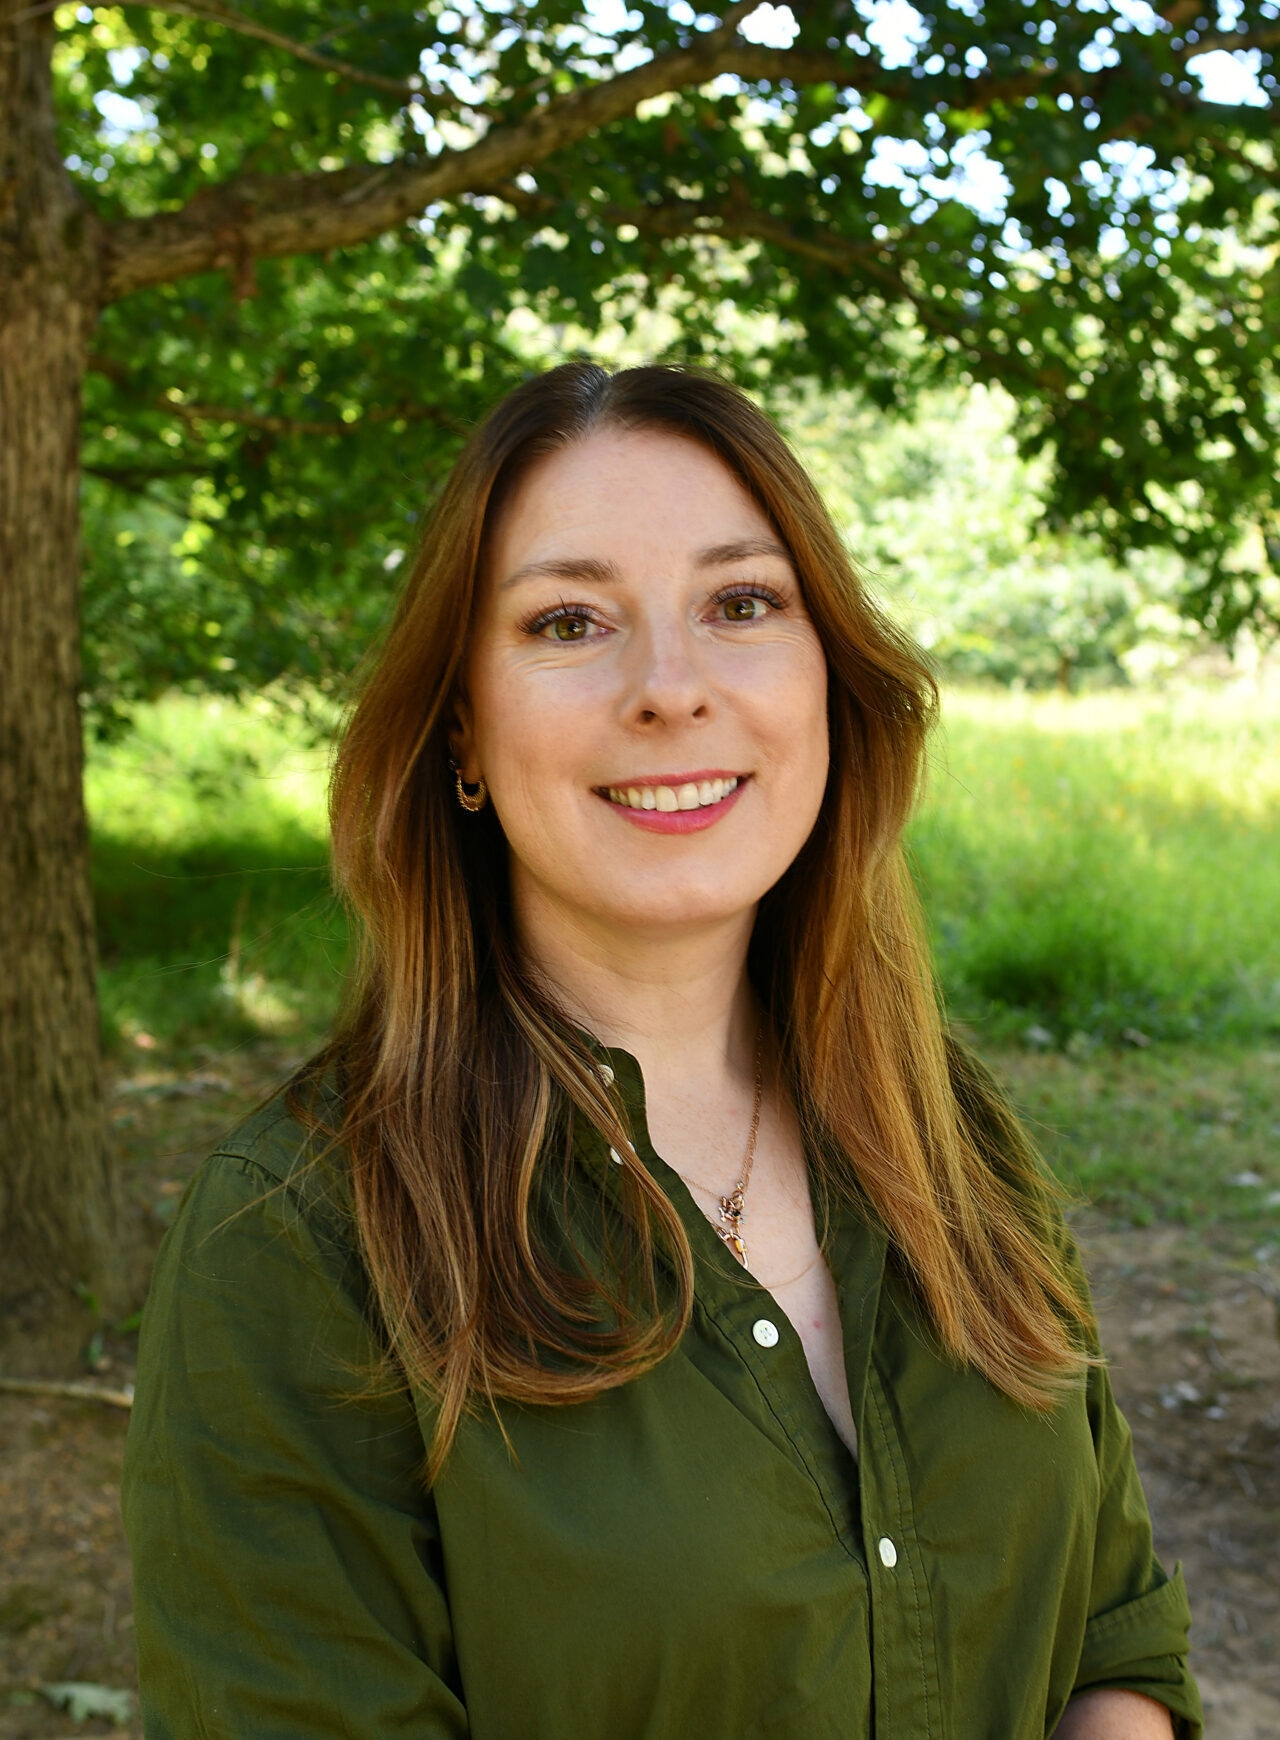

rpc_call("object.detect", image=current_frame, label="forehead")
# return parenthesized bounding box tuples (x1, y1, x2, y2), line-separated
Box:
(486, 426, 786, 575)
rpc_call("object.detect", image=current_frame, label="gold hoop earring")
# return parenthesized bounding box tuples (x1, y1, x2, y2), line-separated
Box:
(454, 768, 488, 813)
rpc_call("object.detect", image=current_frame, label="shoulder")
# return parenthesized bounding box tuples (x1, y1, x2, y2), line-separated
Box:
(211, 1070, 342, 1181)
(171, 1072, 358, 1268)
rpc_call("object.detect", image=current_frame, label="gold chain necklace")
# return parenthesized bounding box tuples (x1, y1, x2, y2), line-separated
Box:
(682, 1029, 764, 1269)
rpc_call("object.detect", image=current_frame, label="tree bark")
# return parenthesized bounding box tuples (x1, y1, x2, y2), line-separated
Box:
(0, 0, 117, 1354)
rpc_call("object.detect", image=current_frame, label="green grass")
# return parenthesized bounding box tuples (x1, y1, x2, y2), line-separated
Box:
(912, 684, 1280, 1044)
(87, 682, 1280, 1058)
(988, 1043, 1280, 1237)
(87, 696, 344, 1055)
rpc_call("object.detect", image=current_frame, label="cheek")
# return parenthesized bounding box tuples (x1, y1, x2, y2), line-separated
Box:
(468, 657, 599, 792)
(772, 649, 830, 779)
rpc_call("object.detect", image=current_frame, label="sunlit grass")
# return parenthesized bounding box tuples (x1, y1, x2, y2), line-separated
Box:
(86, 696, 342, 1055)
(911, 683, 1280, 1043)
(86, 682, 1280, 1058)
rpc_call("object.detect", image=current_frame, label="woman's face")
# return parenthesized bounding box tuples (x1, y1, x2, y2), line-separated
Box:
(453, 426, 829, 943)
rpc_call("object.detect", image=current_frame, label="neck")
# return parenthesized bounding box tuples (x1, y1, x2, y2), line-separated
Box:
(515, 882, 760, 1088)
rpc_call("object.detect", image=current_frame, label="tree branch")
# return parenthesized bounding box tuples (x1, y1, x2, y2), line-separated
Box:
(117, 0, 426, 101)
(0, 1375, 133, 1408)
(100, 20, 769, 298)
(166, 398, 467, 436)
(99, 16, 1231, 304)
(602, 195, 1059, 396)
(85, 460, 209, 487)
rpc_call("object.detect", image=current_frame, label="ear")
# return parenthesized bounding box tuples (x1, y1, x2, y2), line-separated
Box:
(446, 691, 481, 784)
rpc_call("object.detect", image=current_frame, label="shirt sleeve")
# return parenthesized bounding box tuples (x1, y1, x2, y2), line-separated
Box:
(121, 1132, 467, 1740)
(1071, 1343, 1204, 1739)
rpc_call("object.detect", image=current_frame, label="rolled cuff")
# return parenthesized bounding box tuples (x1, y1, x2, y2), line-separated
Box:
(1075, 1564, 1203, 1739)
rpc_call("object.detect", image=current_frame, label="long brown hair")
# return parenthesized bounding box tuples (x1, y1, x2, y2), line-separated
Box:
(310, 362, 1090, 1476)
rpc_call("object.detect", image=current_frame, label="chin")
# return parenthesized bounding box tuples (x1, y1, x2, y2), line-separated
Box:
(586, 878, 766, 933)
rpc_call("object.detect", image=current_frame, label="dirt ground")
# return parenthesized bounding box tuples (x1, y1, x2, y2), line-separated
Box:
(1, 1052, 1277, 1737)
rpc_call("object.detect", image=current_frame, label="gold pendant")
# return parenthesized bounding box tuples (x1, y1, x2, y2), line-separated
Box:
(717, 1186, 747, 1265)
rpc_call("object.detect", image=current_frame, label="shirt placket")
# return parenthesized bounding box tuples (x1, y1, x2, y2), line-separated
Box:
(581, 1045, 943, 1732)
(581, 1045, 867, 1555)
(830, 1213, 943, 1740)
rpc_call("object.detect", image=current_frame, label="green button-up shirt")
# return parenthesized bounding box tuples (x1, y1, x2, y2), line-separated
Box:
(123, 1048, 1202, 1739)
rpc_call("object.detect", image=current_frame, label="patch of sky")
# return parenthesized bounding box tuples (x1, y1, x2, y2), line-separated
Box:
(582, 0, 641, 31)
(665, 2, 722, 27)
(1079, 26, 1122, 73)
(740, 5, 799, 47)
(1074, 0, 1162, 29)
(1080, 141, 1187, 226)
(89, 44, 151, 139)
(107, 46, 146, 84)
(414, 47, 491, 122)
(1187, 48, 1270, 106)
(999, 216, 1030, 256)
(809, 101, 874, 148)
(1072, 0, 1269, 105)
(864, 129, 1012, 224)
(576, 0, 652, 66)
(94, 90, 150, 137)
(854, 0, 930, 70)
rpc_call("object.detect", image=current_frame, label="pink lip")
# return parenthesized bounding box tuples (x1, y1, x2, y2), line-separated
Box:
(595, 772, 749, 835)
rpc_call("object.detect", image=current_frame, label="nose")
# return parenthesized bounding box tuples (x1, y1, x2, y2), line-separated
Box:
(621, 613, 711, 728)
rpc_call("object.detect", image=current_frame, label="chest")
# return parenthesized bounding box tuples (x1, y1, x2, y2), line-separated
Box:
(427, 1249, 1101, 1740)
(655, 1117, 858, 1456)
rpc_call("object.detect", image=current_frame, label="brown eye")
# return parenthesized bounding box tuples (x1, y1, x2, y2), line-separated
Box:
(722, 595, 767, 621)
(549, 616, 587, 641)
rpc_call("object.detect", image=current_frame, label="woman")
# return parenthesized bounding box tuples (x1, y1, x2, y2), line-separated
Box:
(123, 363, 1201, 1738)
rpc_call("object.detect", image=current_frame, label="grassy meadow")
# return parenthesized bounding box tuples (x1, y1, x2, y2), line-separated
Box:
(87, 681, 1280, 1235)
(914, 684, 1280, 1046)
(88, 696, 342, 1058)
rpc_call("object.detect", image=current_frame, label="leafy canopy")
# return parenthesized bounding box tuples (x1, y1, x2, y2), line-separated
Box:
(61, 0, 1278, 721)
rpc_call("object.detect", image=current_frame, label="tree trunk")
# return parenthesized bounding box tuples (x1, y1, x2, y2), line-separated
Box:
(0, 0, 117, 1357)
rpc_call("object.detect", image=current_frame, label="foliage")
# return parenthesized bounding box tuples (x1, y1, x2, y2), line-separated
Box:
(788, 383, 1203, 688)
(57, 0, 1280, 723)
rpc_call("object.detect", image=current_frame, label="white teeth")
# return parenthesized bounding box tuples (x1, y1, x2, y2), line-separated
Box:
(605, 777, 741, 812)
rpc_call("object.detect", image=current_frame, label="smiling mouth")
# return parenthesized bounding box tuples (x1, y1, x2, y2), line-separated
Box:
(600, 776, 744, 813)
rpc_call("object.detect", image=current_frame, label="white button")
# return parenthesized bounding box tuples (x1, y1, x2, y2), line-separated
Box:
(598, 1064, 615, 1086)
(608, 1146, 626, 1166)
(878, 1536, 898, 1569)
(752, 1319, 780, 1348)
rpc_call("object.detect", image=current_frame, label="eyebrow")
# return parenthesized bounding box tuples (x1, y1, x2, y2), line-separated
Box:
(500, 556, 621, 591)
(695, 538, 792, 568)
(499, 538, 792, 591)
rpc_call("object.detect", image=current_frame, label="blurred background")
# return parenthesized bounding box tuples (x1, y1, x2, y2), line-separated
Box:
(71, 383, 1280, 1739)
(2, 1, 1278, 1735)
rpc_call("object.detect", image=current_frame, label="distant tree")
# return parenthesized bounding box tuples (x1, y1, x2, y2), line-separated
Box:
(1, 0, 1276, 1339)
(789, 384, 1201, 690)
